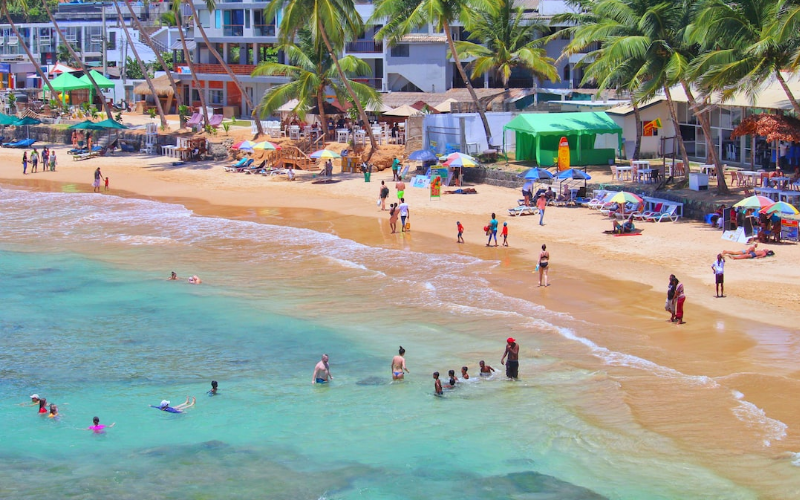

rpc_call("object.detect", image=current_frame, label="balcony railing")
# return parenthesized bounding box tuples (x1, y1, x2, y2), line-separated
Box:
(345, 40, 383, 53)
(254, 24, 276, 36)
(186, 63, 258, 75)
(223, 25, 244, 37)
(352, 77, 383, 90)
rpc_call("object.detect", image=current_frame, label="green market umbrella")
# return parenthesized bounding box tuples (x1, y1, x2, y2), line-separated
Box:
(69, 120, 107, 130)
(94, 118, 127, 129)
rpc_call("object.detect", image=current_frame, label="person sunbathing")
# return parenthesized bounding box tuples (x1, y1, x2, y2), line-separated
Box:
(613, 219, 634, 234)
(722, 244, 757, 256)
(730, 248, 775, 259)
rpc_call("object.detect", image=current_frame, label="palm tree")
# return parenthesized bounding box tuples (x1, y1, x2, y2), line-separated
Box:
(776, 0, 800, 76)
(111, 0, 168, 128)
(251, 29, 381, 135)
(266, 0, 380, 157)
(690, 0, 800, 116)
(124, 0, 181, 113)
(42, 0, 115, 118)
(0, 0, 57, 97)
(184, 0, 264, 137)
(371, 0, 498, 146)
(454, 0, 559, 111)
(173, 5, 210, 127)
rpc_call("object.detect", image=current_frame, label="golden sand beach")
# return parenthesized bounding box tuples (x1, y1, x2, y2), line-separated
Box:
(3, 121, 800, 497)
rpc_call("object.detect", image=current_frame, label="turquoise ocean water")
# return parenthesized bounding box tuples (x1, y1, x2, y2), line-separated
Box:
(0, 188, 781, 499)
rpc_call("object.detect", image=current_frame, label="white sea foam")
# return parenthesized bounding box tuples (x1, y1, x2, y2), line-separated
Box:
(731, 390, 787, 447)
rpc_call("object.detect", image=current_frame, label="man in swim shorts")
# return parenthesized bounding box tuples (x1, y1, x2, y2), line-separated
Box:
(730, 248, 775, 259)
(501, 337, 519, 380)
(312, 354, 332, 384)
(392, 346, 409, 380)
(395, 179, 405, 200)
(722, 244, 756, 257)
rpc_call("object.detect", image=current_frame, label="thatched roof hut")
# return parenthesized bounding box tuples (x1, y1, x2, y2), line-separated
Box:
(133, 74, 177, 113)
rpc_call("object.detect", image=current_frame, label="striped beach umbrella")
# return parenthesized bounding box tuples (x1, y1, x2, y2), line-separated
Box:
(733, 195, 773, 209)
(760, 201, 799, 215)
(231, 140, 255, 151)
(251, 141, 280, 151)
(310, 149, 341, 159)
(444, 152, 478, 167)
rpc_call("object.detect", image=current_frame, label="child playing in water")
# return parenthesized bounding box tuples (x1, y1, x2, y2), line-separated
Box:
(446, 369, 458, 388)
(433, 372, 443, 396)
(208, 380, 219, 395)
(461, 366, 470, 380)
(87, 416, 115, 433)
(457, 221, 464, 243)
(38, 398, 48, 414)
(48, 404, 59, 419)
(479, 360, 495, 376)
(501, 222, 509, 247)
(104, 177, 109, 191)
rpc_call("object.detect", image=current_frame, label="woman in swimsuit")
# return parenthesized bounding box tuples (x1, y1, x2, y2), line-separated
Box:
(391, 346, 409, 380)
(538, 244, 550, 287)
(38, 398, 48, 414)
(389, 203, 398, 233)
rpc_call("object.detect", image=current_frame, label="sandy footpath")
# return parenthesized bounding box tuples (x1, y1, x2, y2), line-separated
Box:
(2, 138, 798, 334)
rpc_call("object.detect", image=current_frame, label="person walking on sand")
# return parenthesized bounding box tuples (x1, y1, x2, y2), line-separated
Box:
(93, 167, 104, 193)
(486, 213, 498, 247)
(537, 193, 547, 225)
(379, 181, 389, 211)
(312, 354, 332, 384)
(538, 244, 549, 287)
(457, 221, 464, 243)
(674, 277, 686, 325)
(395, 179, 406, 201)
(391, 346, 409, 380)
(398, 198, 410, 232)
(665, 274, 676, 322)
(501, 222, 509, 246)
(712, 254, 725, 298)
(391, 157, 400, 181)
(501, 337, 519, 380)
(389, 203, 398, 233)
(21, 151, 28, 175)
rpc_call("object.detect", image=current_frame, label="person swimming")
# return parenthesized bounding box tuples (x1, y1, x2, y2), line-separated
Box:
(48, 404, 59, 419)
(151, 397, 195, 413)
(446, 370, 457, 388)
(87, 416, 115, 433)
(188, 275, 202, 284)
(461, 366, 469, 380)
(38, 398, 48, 414)
(168, 271, 178, 280)
(479, 360, 496, 376)
(207, 380, 218, 396)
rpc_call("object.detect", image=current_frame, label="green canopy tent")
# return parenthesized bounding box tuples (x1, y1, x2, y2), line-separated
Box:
(503, 112, 622, 166)
(79, 71, 115, 114)
(49, 72, 91, 106)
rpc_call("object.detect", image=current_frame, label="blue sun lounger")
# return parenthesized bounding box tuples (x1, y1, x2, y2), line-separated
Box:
(2, 138, 36, 148)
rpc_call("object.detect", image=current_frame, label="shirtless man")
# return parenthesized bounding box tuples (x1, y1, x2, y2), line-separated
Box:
(479, 360, 495, 376)
(312, 354, 332, 384)
(391, 346, 409, 380)
(722, 243, 757, 257)
(730, 248, 775, 259)
(500, 337, 519, 380)
(395, 179, 406, 201)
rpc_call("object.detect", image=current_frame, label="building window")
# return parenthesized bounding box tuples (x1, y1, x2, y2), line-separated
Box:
(210, 89, 224, 105)
(390, 44, 409, 57)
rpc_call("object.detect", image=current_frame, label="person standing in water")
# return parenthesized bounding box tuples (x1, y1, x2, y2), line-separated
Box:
(501, 337, 519, 380)
(391, 346, 409, 380)
(433, 372, 443, 396)
(479, 360, 495, 376)
(461, 366, 470, 380)
(538, 244, 550, 287)
(87, 416, 115, 433)
(312, 354, 332, 384)
(207, 380, 219, 395)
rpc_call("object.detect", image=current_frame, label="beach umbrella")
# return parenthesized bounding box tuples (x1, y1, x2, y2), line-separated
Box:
(14, 117, 41, 126)
(94, 118, 128, 130)
(69, 120, 105, 130)
(310, 149, 341, 159)
(251, 140, 279, 151)
(444, 154, 479, 167)
(231, 140, 255, 151)
(733, 195, 774, 209)
(556, 168, 592, 180)
(0, 113, 17, 126)
(408, 149, 438, 161)
(519, 167, 554, 181)
(760, 201, 799, 215)
(607, 191, 643, 217)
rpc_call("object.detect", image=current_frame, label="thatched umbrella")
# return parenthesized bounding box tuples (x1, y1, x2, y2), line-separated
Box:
(731, 113, 800, 169)
(133, 74, 176, 113)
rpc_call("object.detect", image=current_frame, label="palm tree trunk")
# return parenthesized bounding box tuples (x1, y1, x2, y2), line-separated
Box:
(176, 14, 210, 127)
(662, 85, 691, 177)
(1, 4, 57, 97)
(775, 70, 800, 116)
(113, 2, 168, 129)
(632, 100, 641, 160)
(124, 0, 180, 112)
(444, 20, 492, 147)
(316, 86, 328, 144)
(316, 19, 378, 160)
(185, 0, 264, 137)
(681, 80, 728, 194)
(43, 0, 115, 119)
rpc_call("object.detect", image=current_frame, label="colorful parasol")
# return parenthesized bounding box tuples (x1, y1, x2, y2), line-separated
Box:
(251, 141, 280, 151)
(733, 195, 774, 209)
(760, 201, 799, 215)
(309, 149, 342, 159)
